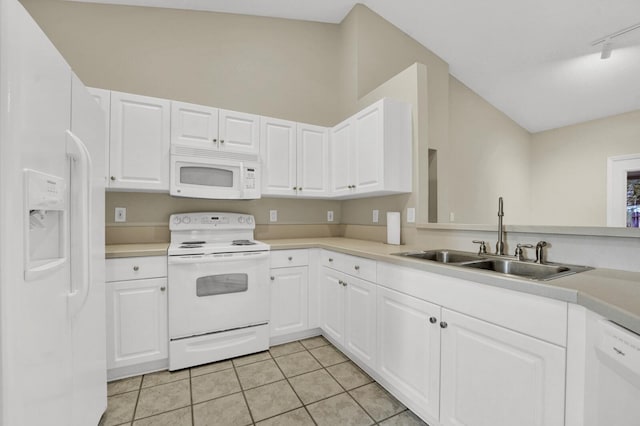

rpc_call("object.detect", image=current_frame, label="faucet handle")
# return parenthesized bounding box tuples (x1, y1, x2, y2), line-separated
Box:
(472, 240, 487, 254)
(514, 243, 534, 261)
(535, 241, 548, 264)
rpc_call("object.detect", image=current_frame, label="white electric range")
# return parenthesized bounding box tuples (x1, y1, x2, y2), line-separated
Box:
(167, 212, 270, 371)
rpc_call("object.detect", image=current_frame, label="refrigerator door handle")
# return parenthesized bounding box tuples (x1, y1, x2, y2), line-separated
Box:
(66, 129, 93, 315)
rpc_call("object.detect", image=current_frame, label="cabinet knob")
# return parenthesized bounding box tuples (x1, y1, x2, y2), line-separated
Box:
(299, 187, 302, 191)
(220, 139, 225, 144)
(328, 258, 333, 262)
(133, 266, 139, 271)
(110, 176, 116, 181)
(338, 280, 343, 285)
(354, 265, 360, 271)
(429, 317, 437, 324)
(160, 286, 166, 292)
(440, 321, 448, 329)
(270, 276, 275, 281)
(342, 281, 347, 287)
(293, 186, 298, 190)
(212, 138, 217, 143)
(288, 256, 293, 261)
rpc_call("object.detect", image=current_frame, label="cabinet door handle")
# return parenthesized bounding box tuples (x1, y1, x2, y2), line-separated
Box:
(133, 266, 139, 271)
(429, 317, 437, 324)
(293, 186, 298, 190)
(328, 258, 333, 262)
(299, 187, 302, 191)
(212, 138, 217, 143)
(270, 276, 275, 281)
(110, 176, 116, 181)
(160, 286, 166, 292)
(440, 321, 448, 329)
(288, 256, 293, 261)
(354, 265, 360, 271)
(220, 139, 225, 144)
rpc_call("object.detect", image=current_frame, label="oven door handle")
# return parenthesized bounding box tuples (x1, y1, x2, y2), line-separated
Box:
(169, 251, 270, 264)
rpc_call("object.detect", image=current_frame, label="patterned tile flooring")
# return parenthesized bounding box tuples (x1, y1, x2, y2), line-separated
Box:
(100, 336, 428, 426)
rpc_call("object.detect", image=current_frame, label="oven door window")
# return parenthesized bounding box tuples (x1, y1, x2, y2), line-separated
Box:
(196, 273, 248, 296)
(180, 166, 234, 188)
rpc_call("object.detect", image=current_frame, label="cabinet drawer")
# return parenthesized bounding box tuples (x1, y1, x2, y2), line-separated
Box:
(106, 256, 167, 282)
(321, 250, 376, 282)
(271, 249, 309, 268)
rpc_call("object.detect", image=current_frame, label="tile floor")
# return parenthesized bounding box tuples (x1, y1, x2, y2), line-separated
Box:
(100, 336, 428, 426)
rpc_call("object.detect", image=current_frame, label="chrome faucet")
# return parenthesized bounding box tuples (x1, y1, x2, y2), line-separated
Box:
(535, 241, 548, 264)
(472, 240, 487, 254)
(496, 197, 505, 255)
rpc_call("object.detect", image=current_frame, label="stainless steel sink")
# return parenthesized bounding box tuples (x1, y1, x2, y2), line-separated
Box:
(392, 249, 592, 281)
(395, 250, 484, 264)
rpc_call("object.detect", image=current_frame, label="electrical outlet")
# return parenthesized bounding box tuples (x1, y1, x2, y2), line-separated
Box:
(269, 210, 278, 222)
(373, 210, 379, 223)
(407, 207, 416, 223)
(115, 207, 126, 222)
(327, 211, 334, 222)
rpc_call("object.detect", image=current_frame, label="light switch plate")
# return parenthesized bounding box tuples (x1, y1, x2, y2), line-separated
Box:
(270, 210, 278, 222)
(115, 207, 126, 222)
(373, 210, 379, 223)
(327, 211, 334, 222)
(407, 207, 416, 223)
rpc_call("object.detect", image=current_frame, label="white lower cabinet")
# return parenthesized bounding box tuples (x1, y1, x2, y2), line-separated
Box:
(320, 266, 377, 370)
(440, 308, 566, 426)
(106, 277, 168, 370)
(106, 256, 168, 379)
(376, 286, 441, 424)
(269, 265, 309, 337)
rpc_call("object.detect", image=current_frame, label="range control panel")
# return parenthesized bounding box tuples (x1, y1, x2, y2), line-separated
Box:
(170, 212, 255, 230)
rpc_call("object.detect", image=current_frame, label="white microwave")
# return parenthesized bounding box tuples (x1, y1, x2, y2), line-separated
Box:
(170, 146, 260, 199)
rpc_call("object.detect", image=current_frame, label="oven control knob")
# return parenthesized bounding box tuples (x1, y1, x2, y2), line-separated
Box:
(182, 216, 191, 224)
(173, 216, 182, 225)
(238, 216, 245, 224)
(246, 216, 254, 224)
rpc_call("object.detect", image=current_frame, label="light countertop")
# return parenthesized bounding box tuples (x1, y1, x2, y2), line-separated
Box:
(106, 237, 640, 335)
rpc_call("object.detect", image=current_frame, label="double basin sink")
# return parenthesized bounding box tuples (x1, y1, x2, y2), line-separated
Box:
(393, 249, 592, 281)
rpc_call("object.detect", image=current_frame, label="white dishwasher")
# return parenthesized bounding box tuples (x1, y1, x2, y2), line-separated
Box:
(584, 317, 640, 426)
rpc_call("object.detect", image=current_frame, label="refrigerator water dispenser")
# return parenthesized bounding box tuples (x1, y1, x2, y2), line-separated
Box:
(24, 169, 67, 280)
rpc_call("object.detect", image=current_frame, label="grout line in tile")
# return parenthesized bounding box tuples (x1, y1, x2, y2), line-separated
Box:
(189, 367, 195, 426)
(233, 362, 257, 425)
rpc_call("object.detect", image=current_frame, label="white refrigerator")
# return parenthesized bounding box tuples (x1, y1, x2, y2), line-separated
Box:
(0, 0, 107, 425)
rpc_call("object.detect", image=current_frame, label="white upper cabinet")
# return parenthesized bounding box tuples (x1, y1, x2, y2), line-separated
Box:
(260, 117, 297, 196)
(296, 123, 329, 197)
(330, 98, 412, 199)
(219, 109, 260, 155)
(171, 101, 219, 149)
(261, 118, 330, 198)
(330, 118, 354, 197)
(109, 91, 171, 191)
(171, 101, 259, 155)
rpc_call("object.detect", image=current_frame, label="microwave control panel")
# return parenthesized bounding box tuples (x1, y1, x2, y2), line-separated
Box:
(244, 167, 256, 189)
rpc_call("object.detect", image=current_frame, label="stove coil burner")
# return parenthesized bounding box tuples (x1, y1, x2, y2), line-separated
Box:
(179, 240, 206, 249)
(232, 239, 256, 246)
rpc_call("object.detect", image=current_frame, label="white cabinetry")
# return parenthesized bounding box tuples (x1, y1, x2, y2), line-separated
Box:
(171, 100, 259, 155)
(109, 91, 171, 191)
(329, 98, 411, 198)
(377, 286, 441, 423)
(269, 250, 309, 339)
(261, 117, 329, 197)
(320, 250, 377, 370)
(105, 256, 168, 380)
(440, 308, 566, 426)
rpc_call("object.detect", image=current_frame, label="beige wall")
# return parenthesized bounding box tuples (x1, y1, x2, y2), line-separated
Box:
(448, 77, 532, 225)
(530, 110, 640, 226)
(21, 0, 342, 126)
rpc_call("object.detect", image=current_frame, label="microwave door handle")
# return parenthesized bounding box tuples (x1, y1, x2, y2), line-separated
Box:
(238, 162, 245, 197)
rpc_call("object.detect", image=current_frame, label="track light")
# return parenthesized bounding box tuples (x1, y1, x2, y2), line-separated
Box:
(601, 42, 613, 60)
